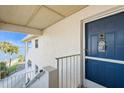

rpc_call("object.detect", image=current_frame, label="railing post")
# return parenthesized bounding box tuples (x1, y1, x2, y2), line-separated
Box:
(76, 55, 78, 87)
(56, 58, 59, 88)
(66, 57, 68, 88)
(70, 56, 71, 88)
(61, 58, 63, 88)
(3, 79, 4, 88)
(73, 56, 75, 88)
(56, 54, 80, 88)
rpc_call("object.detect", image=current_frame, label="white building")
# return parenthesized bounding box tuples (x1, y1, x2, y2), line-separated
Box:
(1, 5, 124, 88)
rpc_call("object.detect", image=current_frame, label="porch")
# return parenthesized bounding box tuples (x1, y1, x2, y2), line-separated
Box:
(0, 5, 124, 88)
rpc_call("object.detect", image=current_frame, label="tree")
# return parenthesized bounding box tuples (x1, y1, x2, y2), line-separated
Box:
(7, 45, 19, 66)
(0, 41, 19, 66)
(0, 62, 7, 71)
(18, 55, 24, 63)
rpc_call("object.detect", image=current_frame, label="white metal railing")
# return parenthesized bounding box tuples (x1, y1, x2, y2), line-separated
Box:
(26, 70, 45, 88)
(56, 54, 81, 88)
(0, 70, 36, 88)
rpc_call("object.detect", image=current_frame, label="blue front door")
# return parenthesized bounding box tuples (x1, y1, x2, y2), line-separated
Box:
(85, 12, 124, 88)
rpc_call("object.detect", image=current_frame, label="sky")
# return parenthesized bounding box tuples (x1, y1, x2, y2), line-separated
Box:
(0, 30, 27, 61)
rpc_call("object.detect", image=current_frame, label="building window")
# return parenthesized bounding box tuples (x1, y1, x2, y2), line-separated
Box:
(35, 39, 38, 48)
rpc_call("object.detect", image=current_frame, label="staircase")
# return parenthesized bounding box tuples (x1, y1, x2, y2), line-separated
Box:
(16, 64, 25, 72)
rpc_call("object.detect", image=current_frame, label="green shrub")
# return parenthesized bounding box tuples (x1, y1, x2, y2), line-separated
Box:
(0, 62, 18, 79)
(7, 64, 17, 74)
(0, 71, 7, 79)
(0, 62, 7, 71)
(0, 62, 8, 79)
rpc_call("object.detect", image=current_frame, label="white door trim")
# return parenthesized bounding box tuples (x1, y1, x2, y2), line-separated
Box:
(86, 56, 124, 65)
(81, 6, 124, 88)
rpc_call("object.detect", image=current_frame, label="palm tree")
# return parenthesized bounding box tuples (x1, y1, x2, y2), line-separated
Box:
(0, 41, 19, 66)
(0, 42, 10, 62)
(7, 45, 19, 66)
(18, 55, 24, 63)
(0, 42, 5, 52)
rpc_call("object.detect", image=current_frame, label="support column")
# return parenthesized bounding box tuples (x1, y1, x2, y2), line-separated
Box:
(25, 42, 29, 83)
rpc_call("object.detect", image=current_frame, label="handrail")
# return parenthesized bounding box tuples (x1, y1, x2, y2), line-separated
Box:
(56, 54, 81, 88)
(26, 70, 45, 88)
(56, 54, 80, 60)
(0, 70, 36, 88)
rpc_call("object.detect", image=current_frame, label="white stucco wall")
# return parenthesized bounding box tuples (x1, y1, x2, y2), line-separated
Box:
(28, 5, 118, 69)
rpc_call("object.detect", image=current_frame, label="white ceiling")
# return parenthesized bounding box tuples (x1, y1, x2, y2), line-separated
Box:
(0, 5, 87, 34)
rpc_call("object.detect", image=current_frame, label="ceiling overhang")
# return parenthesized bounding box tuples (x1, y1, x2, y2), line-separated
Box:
(0, 22, 43, 35)
(0, 5, 88, 35)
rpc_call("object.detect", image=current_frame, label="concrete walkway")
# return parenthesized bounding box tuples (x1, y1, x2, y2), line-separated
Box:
(0, 69, 26, 88)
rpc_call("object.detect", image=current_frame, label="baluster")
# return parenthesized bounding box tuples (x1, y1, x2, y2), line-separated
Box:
(66, 57, 68, 88)
(70, 56, 72, 88)
(3, 78, 4, 88)
(57, 59, 59, 88)
(61, 58, 63, 88)
(73, 56, 75, 88)
(11, 77, 12, 88)
(7, 77, 8, 88)
(76, 55, 78, 87)
(15, 76, 16, 87)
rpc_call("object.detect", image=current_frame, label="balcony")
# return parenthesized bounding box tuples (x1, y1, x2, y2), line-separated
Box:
(0, 54, 82, 88)
(0, 70, 36, 88)
(56, 54, 82, 88)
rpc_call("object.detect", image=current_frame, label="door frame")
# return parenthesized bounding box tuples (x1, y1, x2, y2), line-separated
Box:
(81, 6, 124, 88)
